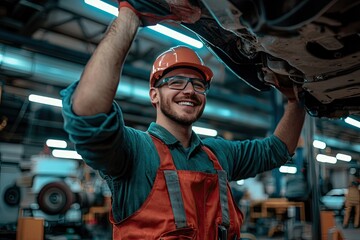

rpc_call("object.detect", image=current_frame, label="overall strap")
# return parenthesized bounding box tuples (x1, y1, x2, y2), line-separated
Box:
(218, 170, 230, 226)
(201, 145, 223, 170)
(150, 134, 176, 170)
(149, 134, 187, 228)
(149, 134, 230, 228)
(202, 145, 230, 226)
(164, 170, 187, 228)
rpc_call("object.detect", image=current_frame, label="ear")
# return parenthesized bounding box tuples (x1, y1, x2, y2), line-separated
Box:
(149, 87, 159, 106)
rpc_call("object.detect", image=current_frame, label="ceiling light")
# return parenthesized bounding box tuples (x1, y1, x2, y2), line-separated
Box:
(313, 140, 326, 149)
(192, 126, 217, 137)
(52, 149, 83, 160)
(345, 117, 360, 128)
(147, 25, 203, 48)
(316, 154, 337, 164)
(236, 180, 244, 185)
(279, 165, 297, 174)
(84, 0, 203, 48)
(336, 153, 352, 162)
(46, 139, 67, 148)
(84, 0, 118, 15)
(29, 94, 62, 107)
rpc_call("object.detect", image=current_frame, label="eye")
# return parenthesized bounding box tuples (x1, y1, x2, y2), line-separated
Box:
(168, 78, 186, 87)
(193, 79, 206, 89)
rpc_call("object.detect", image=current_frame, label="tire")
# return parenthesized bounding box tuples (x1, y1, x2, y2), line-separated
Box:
(37, 181, 74, 215)
(4, 185, 21, 206)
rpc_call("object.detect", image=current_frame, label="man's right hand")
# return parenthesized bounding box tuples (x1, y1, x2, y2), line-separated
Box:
(118, 0, 202, 26)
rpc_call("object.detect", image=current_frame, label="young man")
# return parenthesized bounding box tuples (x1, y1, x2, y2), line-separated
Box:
(61, 3, 305, 239)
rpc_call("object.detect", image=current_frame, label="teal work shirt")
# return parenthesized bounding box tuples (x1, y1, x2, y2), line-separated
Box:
(61, 82, 292, 223)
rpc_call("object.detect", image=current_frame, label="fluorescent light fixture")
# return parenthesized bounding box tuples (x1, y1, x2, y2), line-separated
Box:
(52, 149, 83, 160)
(192, 126, 217, 137)
(336, 153, 352, 162)
(148, 25, 203, 48)
(345, 117, 360, 128)
(279, 166, 297, 174)
(236, 180, 244, 185)
(313, 140, 326, 149)
(29, 94, 62, 107)
(316, 154, 337, 164)
(46, 139, 67, 148)
(84, 0, 203, 48)
(84, 0, 118, 15)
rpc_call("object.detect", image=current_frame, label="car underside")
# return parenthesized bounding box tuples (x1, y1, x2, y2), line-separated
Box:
(175, 0, 360, 118)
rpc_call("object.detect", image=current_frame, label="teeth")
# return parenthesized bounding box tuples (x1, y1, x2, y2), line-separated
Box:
(178, 101, 194, 106)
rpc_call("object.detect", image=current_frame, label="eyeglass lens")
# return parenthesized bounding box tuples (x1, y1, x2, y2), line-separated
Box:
(167, 77, 208, 93)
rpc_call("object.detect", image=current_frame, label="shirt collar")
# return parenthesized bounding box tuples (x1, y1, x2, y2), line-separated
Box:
(148, 122, 203, 149)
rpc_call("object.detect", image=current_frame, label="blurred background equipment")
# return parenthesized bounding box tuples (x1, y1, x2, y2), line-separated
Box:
(0, 161, 21, 226)
(17, 156, 83, 225)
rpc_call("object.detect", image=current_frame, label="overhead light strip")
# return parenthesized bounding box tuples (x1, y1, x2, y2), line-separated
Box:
(345, 117, 360, 128)
(29, 94, 62, 107)
(84, 0, 118, 15)
(147, 25, 203, 48)
(236, 180, 244, 185)
(279, 165, 297, 174)
(316, 154, 337, 164)
(52, 149, 83, 160)
(336, 153, 352, 162)
(192, 126, 217, 137)
(313, 140, 326, 149)
(46, 139, 67, 148)
(84, 0, 203, 48)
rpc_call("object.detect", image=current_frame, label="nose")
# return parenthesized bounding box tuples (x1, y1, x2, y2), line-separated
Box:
(182, 81, 195, 94)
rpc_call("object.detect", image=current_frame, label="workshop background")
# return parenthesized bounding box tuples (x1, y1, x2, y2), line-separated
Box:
(0, 0, 360, 239)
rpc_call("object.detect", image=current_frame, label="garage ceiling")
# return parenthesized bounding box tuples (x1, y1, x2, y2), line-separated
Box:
(0, 0, 359, 166)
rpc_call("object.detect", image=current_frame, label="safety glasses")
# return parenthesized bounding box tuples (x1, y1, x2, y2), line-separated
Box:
(154, 76, 210, 94)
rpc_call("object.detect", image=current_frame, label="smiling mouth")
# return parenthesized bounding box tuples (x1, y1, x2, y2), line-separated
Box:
(178, 101, 195, 107)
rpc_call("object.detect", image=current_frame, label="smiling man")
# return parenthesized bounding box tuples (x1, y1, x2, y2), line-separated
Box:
(149, 47, 212, 147)
(61, 3, 305, 240)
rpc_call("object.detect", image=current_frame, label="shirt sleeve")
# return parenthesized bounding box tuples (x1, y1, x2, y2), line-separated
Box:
(207, 135, 292, 181)
(60, 81, 132, 176)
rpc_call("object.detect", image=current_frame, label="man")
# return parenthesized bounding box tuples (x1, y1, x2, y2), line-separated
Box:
(61, 2, 305, 239)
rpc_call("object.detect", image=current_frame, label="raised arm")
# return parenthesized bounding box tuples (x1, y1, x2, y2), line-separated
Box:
(72, 8, 141, 116)
(274, 100, 306, 154)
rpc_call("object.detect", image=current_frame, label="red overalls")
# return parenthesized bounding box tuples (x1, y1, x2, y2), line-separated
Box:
(109, 135, 243, 239)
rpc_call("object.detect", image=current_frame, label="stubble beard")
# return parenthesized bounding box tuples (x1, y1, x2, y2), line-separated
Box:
(159, 95, 205, 126)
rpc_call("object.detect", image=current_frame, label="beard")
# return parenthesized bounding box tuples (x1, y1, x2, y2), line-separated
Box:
(159, 92, 205, 126)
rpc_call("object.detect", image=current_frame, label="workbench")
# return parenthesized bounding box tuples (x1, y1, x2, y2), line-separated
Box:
(249, 198, 306, 237)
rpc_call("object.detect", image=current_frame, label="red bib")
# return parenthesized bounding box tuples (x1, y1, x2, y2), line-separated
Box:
(110, 135, 243, 239)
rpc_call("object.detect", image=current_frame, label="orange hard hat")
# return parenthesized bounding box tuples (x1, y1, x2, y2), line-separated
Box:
(149, 46, 213, 87)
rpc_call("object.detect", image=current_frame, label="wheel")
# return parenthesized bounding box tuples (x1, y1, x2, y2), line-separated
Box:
(4, 185, 21, 206)
(37, 181, 74, 215)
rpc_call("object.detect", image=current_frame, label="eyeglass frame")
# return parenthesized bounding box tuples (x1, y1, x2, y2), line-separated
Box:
(153, 76, 210, 94)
